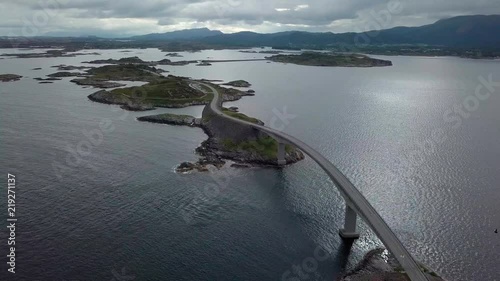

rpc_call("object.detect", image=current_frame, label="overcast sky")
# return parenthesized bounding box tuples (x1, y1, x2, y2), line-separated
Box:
(0, 0, 499, 37)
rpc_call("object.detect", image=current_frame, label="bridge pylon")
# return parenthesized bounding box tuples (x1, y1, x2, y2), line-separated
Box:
(339, 205, 360, 240)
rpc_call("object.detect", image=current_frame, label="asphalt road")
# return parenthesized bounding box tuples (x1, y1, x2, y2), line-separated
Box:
(199, 82, 430, 281)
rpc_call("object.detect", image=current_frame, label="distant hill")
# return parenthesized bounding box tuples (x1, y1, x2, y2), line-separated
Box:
(131, 28, 223, 41)
(199, 15, 500, 48)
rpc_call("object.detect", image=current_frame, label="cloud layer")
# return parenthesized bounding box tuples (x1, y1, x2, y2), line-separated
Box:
(1, 0, 499, 37)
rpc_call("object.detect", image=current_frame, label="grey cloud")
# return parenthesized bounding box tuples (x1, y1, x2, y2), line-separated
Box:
(0, 0, 499, 35)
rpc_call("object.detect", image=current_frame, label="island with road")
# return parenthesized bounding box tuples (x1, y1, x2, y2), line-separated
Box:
(81, 63, 304, 170)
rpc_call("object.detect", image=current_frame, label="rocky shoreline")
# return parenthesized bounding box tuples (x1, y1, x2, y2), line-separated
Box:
(268, 52, 393, 67)
(338, 249, 444, 281)
(137, 113, 200, 126)
(137, 102, 305, 173)
(88, 90, 154, 111)
(222, 80, 252, 87)
(87, 76, 255, 110)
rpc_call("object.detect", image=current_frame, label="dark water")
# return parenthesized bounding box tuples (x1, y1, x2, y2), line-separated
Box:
(0, 48, 499, 281)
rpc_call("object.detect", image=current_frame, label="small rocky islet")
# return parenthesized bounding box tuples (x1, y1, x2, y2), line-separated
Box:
(0, 74, 23, 82)
(339, 249, 444, 281)
(222, 80, 252, 87)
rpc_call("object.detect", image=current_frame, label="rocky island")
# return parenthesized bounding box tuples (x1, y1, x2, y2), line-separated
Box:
(87, 72, 254, 110)
(1, 49, 100, 58)
(267, 52, 392, 67)
(164, 52, 184, 57)
(70, 64, 164, 88)
(339, 249, 444, 281)
(223, 80, 252, 87)
(129, 78, 304, 171)
(139, 104, 304, 172)
(84, 56, 198, 66)
(0, 74, 23, 82)
(137, 113, 199, 126)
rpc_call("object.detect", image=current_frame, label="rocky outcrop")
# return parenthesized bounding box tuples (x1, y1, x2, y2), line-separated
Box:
(47, 72, 83, 77)
(120, 103, 155, 111)
(34, 77, 62, 81)
(223, 80, 252, 87)
(0, 74, 22, 82)
(84, 56, 198, 66)
(72, 78, 126, 89)
(338, 249, 444, 281)
(88, 90, 151, 109)
(137, 114, 200, 126)
(51, 64, 92, 71)
(1, 49, 100, 58)
(164, 53, 183, 57)
(268, 52, 393, 67)
(137, 96, 305, 173)
(189, 103, 305, 168)
(84, 56, 152, 65)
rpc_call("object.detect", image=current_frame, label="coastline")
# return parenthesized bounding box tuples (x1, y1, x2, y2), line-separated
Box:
(339, 249, 445, 281)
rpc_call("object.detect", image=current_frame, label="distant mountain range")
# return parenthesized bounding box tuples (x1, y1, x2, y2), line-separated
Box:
(131, 28, 223, 41)
(128, 15, 500, 49)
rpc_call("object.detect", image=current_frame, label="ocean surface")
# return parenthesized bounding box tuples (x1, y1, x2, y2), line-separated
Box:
(0, 48, 499, 281)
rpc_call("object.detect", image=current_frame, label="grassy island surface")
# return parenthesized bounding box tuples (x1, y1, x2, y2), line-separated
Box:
(221, 108, 262, 124)
(94, 76, 212, 108)
(86, 66, 253, 109)
(268, 52, 393, 67)
(65, 64, 166, 88)
(222, 80, 251, 87)
(222, 137, 293, 160)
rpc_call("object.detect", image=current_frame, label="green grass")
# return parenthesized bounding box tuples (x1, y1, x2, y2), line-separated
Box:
(108, 77, 213, 106)
(222, 109, 261, 124)
(87, 64, 161, 82)
(268, 52, 391, 66)
(222, 137, 293, 159)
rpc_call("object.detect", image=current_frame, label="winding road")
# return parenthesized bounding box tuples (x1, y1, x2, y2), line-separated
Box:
(197, 82, 430, 281)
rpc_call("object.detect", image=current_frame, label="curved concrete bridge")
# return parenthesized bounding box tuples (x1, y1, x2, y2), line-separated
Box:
(198, 82, 430, 281)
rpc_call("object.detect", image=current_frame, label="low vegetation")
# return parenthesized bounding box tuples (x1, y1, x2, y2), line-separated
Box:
(222, 137, 292, 159)
(109, 77, 212, 106)
(88, 76, 215, 109)
(222, 80, 251, 87)
(267, 52, 392, 67)
(85, 64, 164, 82)
(137, 113, 197, 126)
(221, 108, 261, 124)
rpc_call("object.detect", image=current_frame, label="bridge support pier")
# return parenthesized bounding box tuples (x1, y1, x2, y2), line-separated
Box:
(339, 205, 360, 240)
(277, 142, 286, 165)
